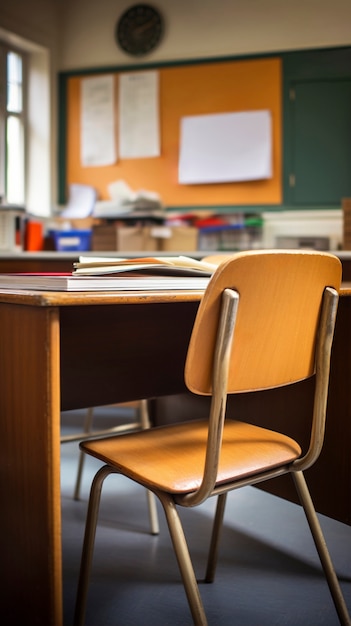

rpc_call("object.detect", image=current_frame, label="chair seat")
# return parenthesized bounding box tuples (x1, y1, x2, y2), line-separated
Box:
(80, 419, 301, 494)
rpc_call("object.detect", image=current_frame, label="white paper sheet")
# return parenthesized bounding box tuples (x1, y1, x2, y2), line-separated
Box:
(119, 71, 160, 159)
(81, 75, 117, 167)
(60, 184, 97, 218)
(178, 110, 272, 184)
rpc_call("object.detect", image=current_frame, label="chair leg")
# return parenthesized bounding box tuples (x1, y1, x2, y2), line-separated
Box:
(73, 402, 159, 537)
(73, 450, 87, 501)
(157, 491, 208, 626)
(73, 407, 94, 501)
(146, 488, 160, 535)
(73, 464, 115, 626)
(139, 399, 160, 535)
(292, 471, 351, 626)
(205, 493, 227, 583)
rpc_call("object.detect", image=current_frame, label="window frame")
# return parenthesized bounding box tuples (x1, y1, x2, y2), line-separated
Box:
(0, 41, 27, 206)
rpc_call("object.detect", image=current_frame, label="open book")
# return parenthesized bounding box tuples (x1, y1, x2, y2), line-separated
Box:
(73, 255, 217, 277)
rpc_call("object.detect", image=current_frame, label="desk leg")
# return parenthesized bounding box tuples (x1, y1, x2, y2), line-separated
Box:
(0, 303, 62, 626)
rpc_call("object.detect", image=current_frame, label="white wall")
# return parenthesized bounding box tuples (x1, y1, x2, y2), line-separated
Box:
(59, 0, 351, 70)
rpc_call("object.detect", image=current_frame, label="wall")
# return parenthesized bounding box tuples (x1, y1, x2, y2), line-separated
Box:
(59, 0, 351, 70)
(1, 0, 351, 237)
(57, 0, 351, 247)
(0, 0, 61, 51)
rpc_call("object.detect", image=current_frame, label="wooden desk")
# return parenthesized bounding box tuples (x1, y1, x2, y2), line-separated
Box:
(0, 288, 202, 626)
(0, 285, 350, 625)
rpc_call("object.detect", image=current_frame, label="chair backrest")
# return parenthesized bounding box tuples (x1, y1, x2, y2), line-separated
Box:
(201, 253, 234, 265)
(185, 250, 342, 395)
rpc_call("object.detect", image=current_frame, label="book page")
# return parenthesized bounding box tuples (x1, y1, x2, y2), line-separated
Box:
(74, 255, 217, 275)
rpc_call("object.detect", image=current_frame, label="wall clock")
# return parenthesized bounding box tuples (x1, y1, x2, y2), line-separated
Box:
(116, 4, 164, 56)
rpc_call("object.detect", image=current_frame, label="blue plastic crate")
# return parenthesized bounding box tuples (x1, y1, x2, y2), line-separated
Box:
(49, 229, 92, 252)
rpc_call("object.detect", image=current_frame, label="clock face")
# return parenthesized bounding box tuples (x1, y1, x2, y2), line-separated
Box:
(116, 4, 164, 57)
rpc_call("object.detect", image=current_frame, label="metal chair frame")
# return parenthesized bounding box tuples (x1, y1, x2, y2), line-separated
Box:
(73, 251, 350, 626)
(61, 400, 159, 535)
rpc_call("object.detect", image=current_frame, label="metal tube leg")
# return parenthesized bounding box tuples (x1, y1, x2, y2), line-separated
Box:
(73, 450, 86, 501)
(205, 493, 227, 583)
(139, 399, 160, 535)
(158, 491, 208, 626)
(146, 488, 160, 535)
(138, 399, 151, 429)
(292, 471, 351, 626)
(73, 407, 94, 501)
(73, 465, 114, 626)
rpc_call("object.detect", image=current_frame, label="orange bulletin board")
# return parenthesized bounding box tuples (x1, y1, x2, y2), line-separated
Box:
(65, 57, 282, 208)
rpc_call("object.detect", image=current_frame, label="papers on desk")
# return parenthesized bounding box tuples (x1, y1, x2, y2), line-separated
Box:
(0, 273, 210, 292)
(60, 183, 97, 219)
(73, 255, 217, 276)
(0, 256, 216, 292)
(92, 179, 163, 219)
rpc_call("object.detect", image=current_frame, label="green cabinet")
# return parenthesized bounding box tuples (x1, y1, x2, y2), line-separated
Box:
(284, 47, 351, 208)
(289, 80, 351, 205)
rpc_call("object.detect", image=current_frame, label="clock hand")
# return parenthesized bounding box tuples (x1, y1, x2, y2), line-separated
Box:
(133, 17, 158, 36)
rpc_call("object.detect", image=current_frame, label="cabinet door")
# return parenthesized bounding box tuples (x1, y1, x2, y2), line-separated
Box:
(290, 80, 351, 205)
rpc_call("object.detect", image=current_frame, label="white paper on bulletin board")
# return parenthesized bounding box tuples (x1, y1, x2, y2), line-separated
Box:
(178, 110, 272, 184)
(119, 71, 160, 159)
(81, 74, 117, 167)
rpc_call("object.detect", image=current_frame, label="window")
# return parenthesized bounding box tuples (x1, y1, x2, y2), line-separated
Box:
(0, 43, 26, 206)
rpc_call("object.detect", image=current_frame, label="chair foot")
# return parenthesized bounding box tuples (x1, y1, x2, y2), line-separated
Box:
(73, 465, 114, 626)
(293, 471, 351, 626)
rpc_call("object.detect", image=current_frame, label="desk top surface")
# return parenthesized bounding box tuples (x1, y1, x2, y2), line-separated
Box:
(0, 288, 205, 306)
(0, 284, 350, 306)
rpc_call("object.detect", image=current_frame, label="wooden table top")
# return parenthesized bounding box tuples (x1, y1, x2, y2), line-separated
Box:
(0, 288, 205, 307)
(0, 283, 350, 306)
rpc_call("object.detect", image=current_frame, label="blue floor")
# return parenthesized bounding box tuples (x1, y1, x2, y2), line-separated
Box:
(61, 407, 351, 626)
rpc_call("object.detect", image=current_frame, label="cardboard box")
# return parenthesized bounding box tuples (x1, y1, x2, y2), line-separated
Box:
(117, 226, 158, 252)
(158, 226, 198, 252)
(92, 224, 118, 251)
(91, 223, 199, 252)
(92, 224, 159, 252)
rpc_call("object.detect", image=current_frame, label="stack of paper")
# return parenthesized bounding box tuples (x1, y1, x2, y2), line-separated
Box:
(0, 256, 217, 292)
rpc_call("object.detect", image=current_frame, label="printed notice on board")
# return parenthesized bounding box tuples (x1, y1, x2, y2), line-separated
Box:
(119, 71, 160, 159)
(81, 75, 117, 167)
(178, 110, 272, 184)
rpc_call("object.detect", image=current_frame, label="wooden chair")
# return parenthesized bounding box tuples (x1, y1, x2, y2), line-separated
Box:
(61, 400, 159, 535)
(73, 250, 350, 626)
(201, 252, 234, 265)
